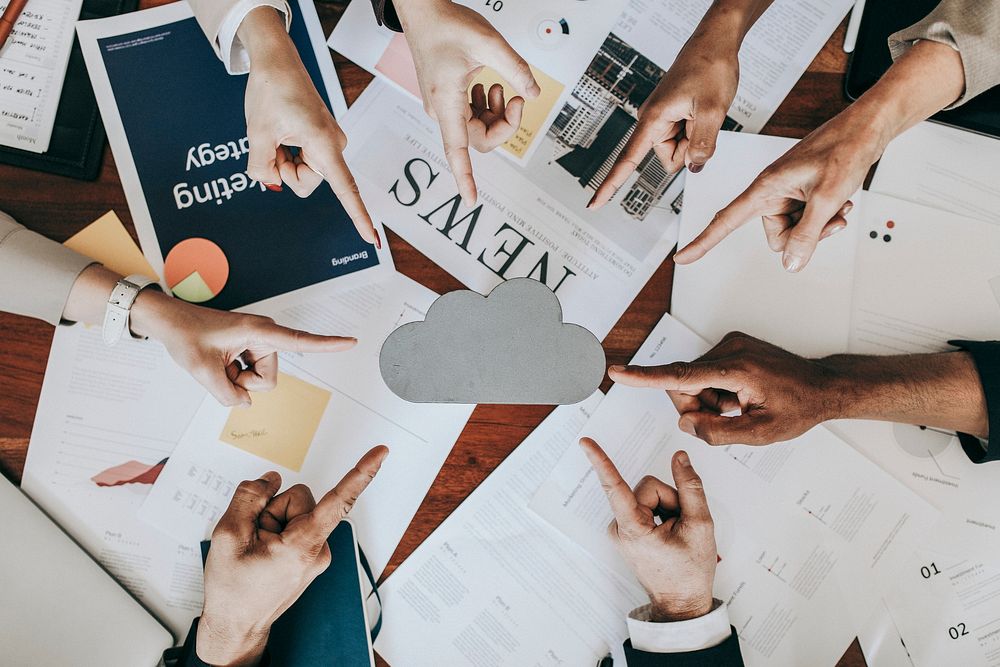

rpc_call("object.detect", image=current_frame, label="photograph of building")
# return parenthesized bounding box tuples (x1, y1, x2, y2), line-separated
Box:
(546, 33, 743, 221)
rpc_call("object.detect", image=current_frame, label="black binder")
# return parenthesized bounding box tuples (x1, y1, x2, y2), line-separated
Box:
(0, 0, 139, 180)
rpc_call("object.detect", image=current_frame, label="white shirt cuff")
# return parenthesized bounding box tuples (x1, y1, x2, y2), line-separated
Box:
(216, 0, 292, 75)
(627, 599, 732, 653)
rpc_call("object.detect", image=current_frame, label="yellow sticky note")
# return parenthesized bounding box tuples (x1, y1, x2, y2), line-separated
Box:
(64, 211, 158, 280)
(469, 64, 564, 159)
(219, 373, 331, 472)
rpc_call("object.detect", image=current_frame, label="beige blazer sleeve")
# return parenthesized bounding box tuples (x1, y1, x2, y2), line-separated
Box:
(187, 0, 291, 75)
(0, 213, 96, 326)
(889, 0, 1000, 108)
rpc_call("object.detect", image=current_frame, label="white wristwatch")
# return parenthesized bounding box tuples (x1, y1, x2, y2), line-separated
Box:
(102, 274, 158, 347)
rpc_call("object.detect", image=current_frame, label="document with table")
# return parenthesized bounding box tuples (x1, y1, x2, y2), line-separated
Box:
(0, 0, 82, 152)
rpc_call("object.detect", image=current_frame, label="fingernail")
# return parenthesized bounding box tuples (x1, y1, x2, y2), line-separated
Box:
(782, 254, 802, 273)
(265, 183, 282, 192)
(609, 365, 627, 374)
(586, 194, 597, 210)
(373, 228, 382, 250)
(841, 201, 854, 214)
(679, 419, 696, 437)
(529, 83, 541, 97)
(258, 470, 279, 483)
(827, 224, 845, 237)
(677, 450, 691, 466)
(241, 400, 252, 408)
(688, 163, 704, 174)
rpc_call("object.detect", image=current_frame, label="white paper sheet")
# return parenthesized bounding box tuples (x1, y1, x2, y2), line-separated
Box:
(339, 80, 677, 340)
(883, 547, 1000, 666)
(139, 275, 475, 578)
(858, 602, 914, 667)
(21, 324, 207, 639)
(870, 121, 1000, 224)
(529, 313, 938, 666)
(672, 131, 861, 357)
(826, 192, 1000, 552)
(374, 394, 653, 666)
(0, 0, 83, 152)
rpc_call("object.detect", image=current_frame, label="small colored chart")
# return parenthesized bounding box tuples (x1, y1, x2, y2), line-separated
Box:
(534, 17, 571, 48)
(163, 238, 229, 303)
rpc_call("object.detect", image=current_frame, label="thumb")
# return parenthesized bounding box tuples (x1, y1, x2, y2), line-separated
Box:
(684, 107, 727, 172)
(678, 411, 766, 447)
(780, 195, 843, 272)
(215, 471, 282, 544)
(670, 451, 712, 524)
(260, 322, 358, 354)
(480, 37, 540, 99)
(246, 128, 282, 189)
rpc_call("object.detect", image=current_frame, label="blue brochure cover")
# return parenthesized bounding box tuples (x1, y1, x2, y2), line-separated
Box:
(94, 1, 379, 311)
(200, 520, 375, 666)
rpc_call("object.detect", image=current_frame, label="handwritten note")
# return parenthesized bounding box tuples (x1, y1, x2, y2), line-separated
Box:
(219, 372, 331, 472)
(0, 0, 84, 152)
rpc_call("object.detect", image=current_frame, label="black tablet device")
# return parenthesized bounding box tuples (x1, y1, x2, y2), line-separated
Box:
(845, 0, 1000, 139)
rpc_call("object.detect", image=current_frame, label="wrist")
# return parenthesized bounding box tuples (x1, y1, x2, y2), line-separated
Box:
(647, 593, 714, 622)
(196, 612, 271, 667)
(395, 0, 450, 31)
(127, 289, 179, 341)
(238, 6, 293, 66)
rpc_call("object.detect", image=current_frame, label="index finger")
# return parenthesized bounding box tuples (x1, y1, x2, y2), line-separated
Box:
(436, 97, 477, 205)
(290, 445, 389, 545)
(589, 120, 673, 210)
(609, 362, 743, 395)
(578, 437, 649, 530)
(260, 321, 358, 354)
(673, 179, 767, 264)
(315, 148, 378, 246)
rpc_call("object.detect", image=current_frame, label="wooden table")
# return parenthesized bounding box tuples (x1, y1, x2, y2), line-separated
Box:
(0, 2, 865, 664)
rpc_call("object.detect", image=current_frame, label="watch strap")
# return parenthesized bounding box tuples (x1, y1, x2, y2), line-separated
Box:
(102, 274, 157, 346)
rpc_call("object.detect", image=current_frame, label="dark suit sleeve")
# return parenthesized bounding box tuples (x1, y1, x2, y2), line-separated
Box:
(623, 627, 744, 666)
(371, 0, 403, 32)
(950, 340, 1000, 463)
(162, 618, 270, 667)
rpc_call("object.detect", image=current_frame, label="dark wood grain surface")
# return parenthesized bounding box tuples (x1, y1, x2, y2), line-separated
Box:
(0, 2, 865, 664)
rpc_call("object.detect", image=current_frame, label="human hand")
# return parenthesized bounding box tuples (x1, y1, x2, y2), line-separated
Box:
(580, 438, 716, 621)
(239, 7, 379, 247)
(610, 332, 834, 446)
(196, 446, 388, 666)
(395, 0, 540, 204)
(588, 34, 739, 209)
(673, 106, 881, 271)
(130, 290, 356, 407)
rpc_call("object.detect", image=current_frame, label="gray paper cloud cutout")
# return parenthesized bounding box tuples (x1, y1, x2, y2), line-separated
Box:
(379, 278, 606, 404)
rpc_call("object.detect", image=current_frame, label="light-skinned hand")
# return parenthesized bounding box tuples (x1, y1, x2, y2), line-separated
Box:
(239, 7, 379, 247)
(131, 289, 356, 407)
(197, 446, 389, 666)
(395, 0, 540, 205)
(580, 437, 716, 622)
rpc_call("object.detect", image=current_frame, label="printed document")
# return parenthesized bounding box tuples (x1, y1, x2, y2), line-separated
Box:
(870, 121, 1000, 224)
(0, 0, 82, 152)
(77, 1, 388, 314)
(139, 276, 475, 578)
(21, 323, 207, 638)
(340, 80, 676, 340)
(374, 395, 656, 666)
(529, 313, 937, 666)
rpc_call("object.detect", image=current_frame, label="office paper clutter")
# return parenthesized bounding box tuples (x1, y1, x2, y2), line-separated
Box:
(380, 278, 605, 404)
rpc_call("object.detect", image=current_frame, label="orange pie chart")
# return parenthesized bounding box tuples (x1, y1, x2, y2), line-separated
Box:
(163, 238, 230, 303)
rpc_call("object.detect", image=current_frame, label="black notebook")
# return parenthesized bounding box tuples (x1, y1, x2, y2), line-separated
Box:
(0, 0, 138, 180)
